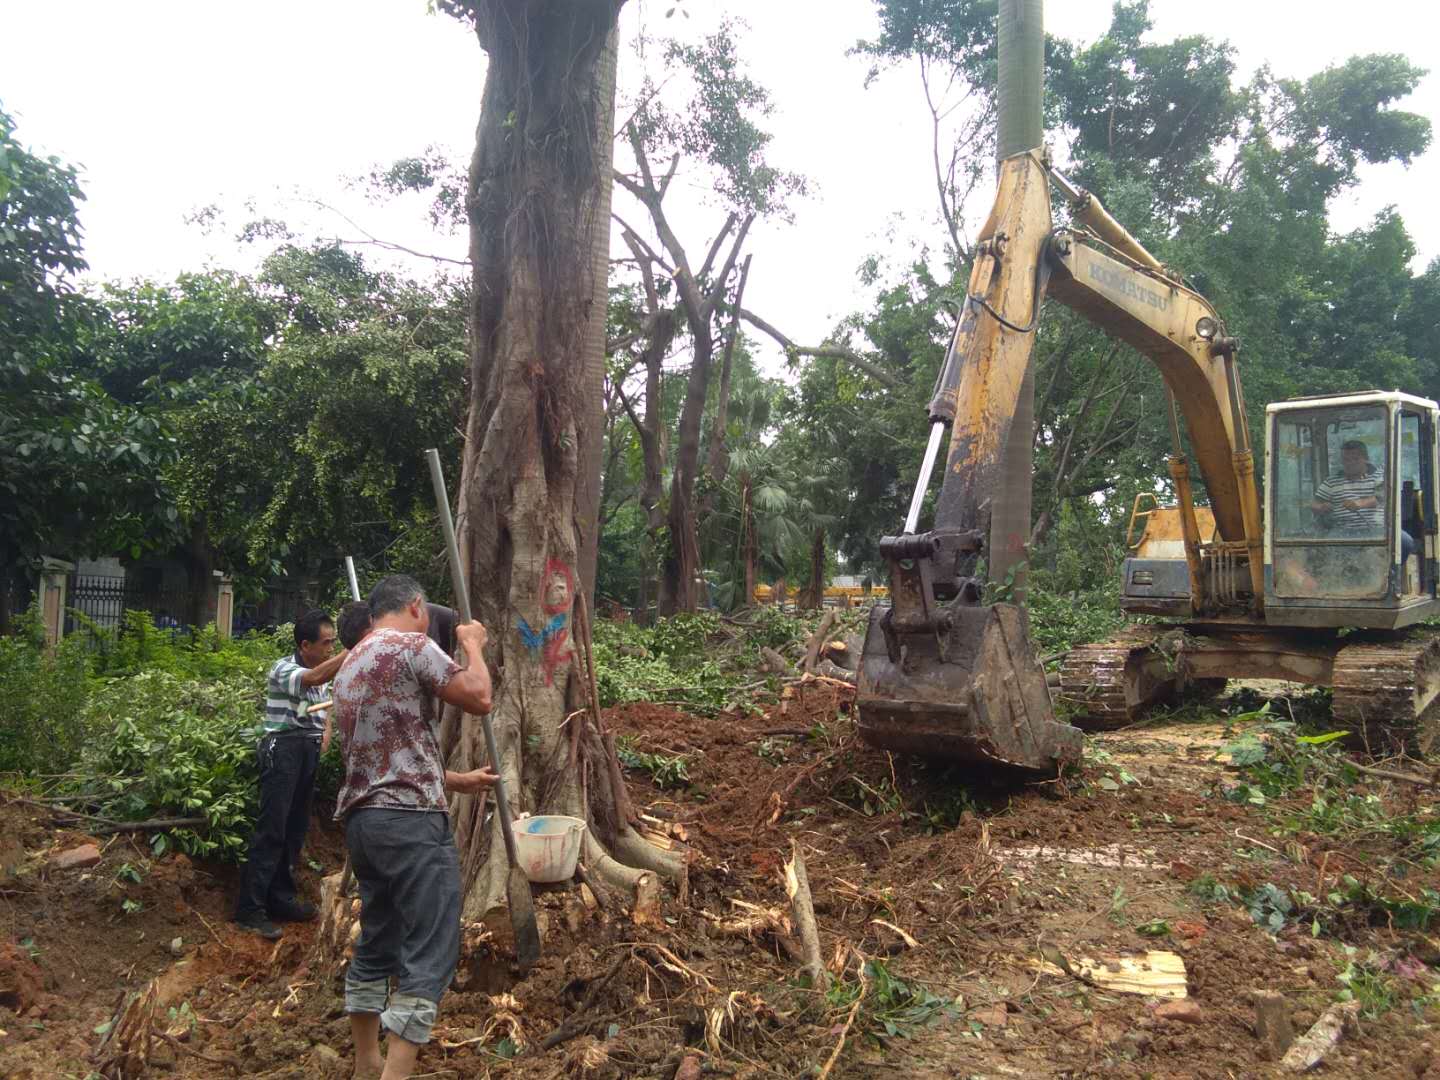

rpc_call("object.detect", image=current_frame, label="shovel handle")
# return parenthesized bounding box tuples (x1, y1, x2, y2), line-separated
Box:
(425, 448, 520, 867)
(426, 449, 473, 625)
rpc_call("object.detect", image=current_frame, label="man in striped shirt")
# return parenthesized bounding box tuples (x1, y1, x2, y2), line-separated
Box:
(1310, 439, 1416, 564)
(233, 609, 348, 939)
(1310, 440, 1386, 533)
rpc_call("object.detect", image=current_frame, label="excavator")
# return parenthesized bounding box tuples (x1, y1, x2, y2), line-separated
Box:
(856, 145, 1440, 770)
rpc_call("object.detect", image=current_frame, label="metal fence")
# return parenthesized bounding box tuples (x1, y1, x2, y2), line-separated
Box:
(64, 575, 198, 635)
(234, 587, 309, 636)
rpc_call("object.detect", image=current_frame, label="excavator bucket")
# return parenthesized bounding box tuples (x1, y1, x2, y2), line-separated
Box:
(857, 601, 1084, 771)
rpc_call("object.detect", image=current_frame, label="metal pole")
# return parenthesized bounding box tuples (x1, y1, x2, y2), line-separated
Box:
(424, 448, 523, 869)
(344, 556, 361, 603)
(988, 0, 1043, 601)
(996, 0, 1044, 160)
(425, 449, 473, 625)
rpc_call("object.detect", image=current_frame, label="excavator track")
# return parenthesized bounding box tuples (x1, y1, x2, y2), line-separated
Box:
(1057, 626, 1188, 731)
(1330, 631, 1440, 753)
(1061, 625, 1440, 748)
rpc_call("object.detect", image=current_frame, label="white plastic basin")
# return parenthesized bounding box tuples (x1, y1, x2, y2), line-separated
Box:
(511, 814, 586, 883)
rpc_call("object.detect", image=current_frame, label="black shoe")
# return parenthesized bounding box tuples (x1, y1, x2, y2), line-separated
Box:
(234, 913, 283, 940)
(269, 900, 318, 923)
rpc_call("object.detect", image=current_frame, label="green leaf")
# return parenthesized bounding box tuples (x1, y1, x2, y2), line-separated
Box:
(1295, 731, 1348, 745)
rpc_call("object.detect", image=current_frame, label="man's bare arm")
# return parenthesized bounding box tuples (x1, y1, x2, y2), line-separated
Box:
(436, 622, 493, 715)
(301, 650, 347, 687)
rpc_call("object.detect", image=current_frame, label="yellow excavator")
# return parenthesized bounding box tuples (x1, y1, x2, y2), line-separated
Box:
(856, 145, 1440, 770)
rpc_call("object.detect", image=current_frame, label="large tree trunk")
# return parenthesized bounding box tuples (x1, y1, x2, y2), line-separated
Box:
(658, 325, 712, 617)
(449, 0, 682, 921)
(180, 521, 214, 629)
(800, 527, 826, 610)
(740, 470, 757, 609)
(573, 24, 620, 609)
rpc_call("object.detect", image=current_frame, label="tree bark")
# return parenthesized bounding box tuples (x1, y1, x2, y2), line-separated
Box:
(449, 0, 682, 919)
(573, 23, 621, 609)
(800, 527, 826, 610)
(705, 254, 753, 498)
(180, 521, 214, 629)
(740, 470, 757, 609)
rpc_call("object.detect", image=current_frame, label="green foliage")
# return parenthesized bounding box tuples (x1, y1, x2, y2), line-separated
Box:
(70, 670, 265, 860)
(1245, 882, 1294, 933)
(591, 613, 751, 711)
(615, 736, 691, 790)
(0, 103, 180, 575)
(633, 21, 807, 216)
(1026, 577, 1125, 657)
(0, 612, 288, 860)
(1336, 949, 1400, 1018)
(0, 611, 93, 773)
(825, 958, 961, 1041)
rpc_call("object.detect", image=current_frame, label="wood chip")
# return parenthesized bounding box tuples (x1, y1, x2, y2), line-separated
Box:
(1033, 949, 1188, 998)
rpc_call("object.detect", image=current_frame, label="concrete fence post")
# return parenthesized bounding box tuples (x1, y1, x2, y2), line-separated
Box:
(38, 557, 75, 652)
(214, 572, 234, 640)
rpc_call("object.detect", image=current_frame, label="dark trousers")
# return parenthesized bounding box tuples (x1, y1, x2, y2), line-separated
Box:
(345, 808, 461, 1006)
(235, 733, 319, 919)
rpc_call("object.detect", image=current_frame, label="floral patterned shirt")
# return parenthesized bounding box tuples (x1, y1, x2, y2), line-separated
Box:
(333, 628, 459, 818)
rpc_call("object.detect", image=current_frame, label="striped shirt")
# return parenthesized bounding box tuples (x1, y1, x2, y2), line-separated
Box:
(1315, 466, 1386, 532)
(262, 653, 330, 737)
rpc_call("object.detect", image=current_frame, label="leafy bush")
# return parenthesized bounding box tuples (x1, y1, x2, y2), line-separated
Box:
(0, 612, 94, 774)
(69, 670, 263, 860)
(1026, 579, 1126, 656)
(0, 610, 294, 860)
(79, 609, 286, 680)
(591, 613, 748, 710)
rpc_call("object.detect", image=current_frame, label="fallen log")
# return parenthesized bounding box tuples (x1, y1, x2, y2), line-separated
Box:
(1281, 1000, 1359, 1072)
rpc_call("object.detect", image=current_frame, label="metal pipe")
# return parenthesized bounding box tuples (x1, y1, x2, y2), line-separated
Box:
(425, 448, 473, 624)
(424, 448, 526, 882)
(997, 0, 1043, 160)
(905, 421, 948, 534)
(990, 0, 1043, 600)
(344, 556, 361, 603)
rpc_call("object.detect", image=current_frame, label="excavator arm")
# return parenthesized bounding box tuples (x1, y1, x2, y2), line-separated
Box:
(1046, 170, 1265, 613)
(856, 149, 1264, 768)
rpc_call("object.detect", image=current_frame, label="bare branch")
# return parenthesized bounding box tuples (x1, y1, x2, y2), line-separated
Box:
(737, 307, 901, 389)
(307, 198, 470, 267)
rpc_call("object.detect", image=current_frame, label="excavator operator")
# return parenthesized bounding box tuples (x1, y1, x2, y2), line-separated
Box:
(1309, 439, 1416, 561)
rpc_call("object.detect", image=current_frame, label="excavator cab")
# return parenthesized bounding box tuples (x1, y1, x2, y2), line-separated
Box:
(1264, 392, 1440, 627)
(1121, 391, 1440, 628)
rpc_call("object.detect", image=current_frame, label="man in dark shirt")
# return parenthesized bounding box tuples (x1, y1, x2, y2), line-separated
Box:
(338, 598, 459, 656)
(332, 575, 495, 1079)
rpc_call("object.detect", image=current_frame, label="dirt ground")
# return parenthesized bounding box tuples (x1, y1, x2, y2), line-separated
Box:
(3, 681, 1440, 1079)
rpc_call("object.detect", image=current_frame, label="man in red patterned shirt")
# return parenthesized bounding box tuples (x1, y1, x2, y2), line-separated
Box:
(332, 575, 496, 1080)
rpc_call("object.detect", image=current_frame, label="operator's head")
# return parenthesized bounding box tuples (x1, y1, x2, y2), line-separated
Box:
(368, 574, 431, 633)
(294, 609, 337, 668)
(337, 600, 373, 650)
(1341, 439, 1371, 479)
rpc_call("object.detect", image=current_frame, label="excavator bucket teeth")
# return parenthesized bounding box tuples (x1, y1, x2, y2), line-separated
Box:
(856, 602, 1084, 771)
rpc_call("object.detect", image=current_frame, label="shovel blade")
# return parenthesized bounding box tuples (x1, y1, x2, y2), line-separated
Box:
(508, 869, 541, 972)
(856, 602, 1083, 771)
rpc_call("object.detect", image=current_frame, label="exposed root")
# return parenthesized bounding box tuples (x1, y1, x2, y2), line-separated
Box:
(582, 831, 661, 925)
(784, 840, 829, 990)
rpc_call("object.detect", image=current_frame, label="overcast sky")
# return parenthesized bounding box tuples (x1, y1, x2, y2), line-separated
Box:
(6, 0, 1437, 371)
